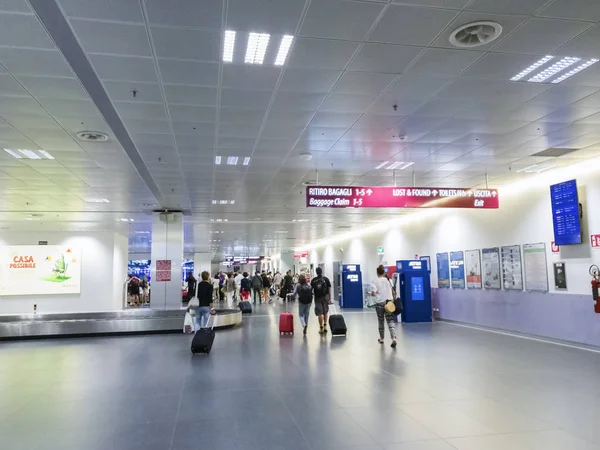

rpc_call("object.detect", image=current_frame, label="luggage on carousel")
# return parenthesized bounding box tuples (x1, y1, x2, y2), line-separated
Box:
(239, 300, 252, 314)
(191, 315, 216, 354)
(279, 312, 294, 335)
(328, 304, 347, 336)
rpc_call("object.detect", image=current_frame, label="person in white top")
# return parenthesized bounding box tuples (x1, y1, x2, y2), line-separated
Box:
(234, 271, 243, 301)
(369, 264, 397, 348)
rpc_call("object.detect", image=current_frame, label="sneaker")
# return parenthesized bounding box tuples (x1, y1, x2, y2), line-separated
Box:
(323, 327, 328, 334)
(319, 327, 325, 335)
(391, 339, 397, 348)
(378, 338, 384, 344)
(303, 326, 307, 335)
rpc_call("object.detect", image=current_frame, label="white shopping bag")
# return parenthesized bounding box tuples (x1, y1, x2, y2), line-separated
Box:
(183, 311, 195, 334)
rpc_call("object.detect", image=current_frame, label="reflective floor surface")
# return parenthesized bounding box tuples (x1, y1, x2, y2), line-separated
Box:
(1, 301, 600, 450)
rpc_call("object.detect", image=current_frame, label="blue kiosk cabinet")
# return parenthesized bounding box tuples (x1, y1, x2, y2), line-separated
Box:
(340, 264, 363, 308)
(396, 260, 432, 323)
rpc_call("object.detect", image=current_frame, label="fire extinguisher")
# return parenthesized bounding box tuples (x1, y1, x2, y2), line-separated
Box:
(589, 265, 600, 313)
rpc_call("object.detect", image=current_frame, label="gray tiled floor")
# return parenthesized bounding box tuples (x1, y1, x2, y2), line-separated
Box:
(1, 301, 600, 450)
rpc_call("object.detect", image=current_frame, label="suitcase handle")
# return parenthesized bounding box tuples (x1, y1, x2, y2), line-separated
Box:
(209, 313, 217, 329)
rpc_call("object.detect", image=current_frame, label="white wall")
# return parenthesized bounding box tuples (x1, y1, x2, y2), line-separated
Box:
(0, 231, 128, 315)
(308, 169, 600, 295)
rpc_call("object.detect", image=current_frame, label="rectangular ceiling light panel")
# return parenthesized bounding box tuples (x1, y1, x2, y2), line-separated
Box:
(215, 155, 222, 165)
(274, 35, 293, 66)
(243, 157, 251, 166)
(227, 156, 238, 165)
(510, 55, 554, 81)
(223, 30, 236, 62)
(3, 148, 22, 159)
(245, 32, 270, 64)
(18, 149, 41, 159)
(528, 57, 580, 83)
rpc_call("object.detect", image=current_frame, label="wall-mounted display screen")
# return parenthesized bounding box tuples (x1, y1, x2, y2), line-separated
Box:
(550, 179, 581, 245)
(0, 246, 81, 296)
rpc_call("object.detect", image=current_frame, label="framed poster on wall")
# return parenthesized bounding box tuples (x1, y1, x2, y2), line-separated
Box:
(436, 252, 450, 288)
(465, 249, 482, 289)
(523, 243, 549, 292)
(553, 262, 567, 290)
(450, 251, 465, 289)
(419, 255, 431, 272)
(482, 247, 501, 290)
(501, 245, 523, 290)
(0, 246, 81, 296)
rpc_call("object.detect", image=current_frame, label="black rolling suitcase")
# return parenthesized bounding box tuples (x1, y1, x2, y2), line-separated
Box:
(191, 315, 217, 354)
(328, 304, 347, 336)
(239, 301, 252, 314)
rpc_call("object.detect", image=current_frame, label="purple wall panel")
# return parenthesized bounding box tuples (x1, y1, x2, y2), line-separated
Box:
(433, 288, 600, 347)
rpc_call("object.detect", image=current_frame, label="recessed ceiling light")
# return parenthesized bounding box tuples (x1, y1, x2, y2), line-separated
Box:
(299, 152, 312, 161)
(274, 35, 293, 66)
(212, 200, 217, 204)
(528, 57, 580, 83)
(219, 200, 228, 204)
(245, 32, 270, 64)
(227, 156, 238, 165)
(552, 58, 599, 83)
(3, 148, 22, 159)
(243, 157, 251, 166)
(386, 161, 414, 170)
(230, 200, 235, 205)
(223, 30, 236, 63)
(118, 218, 134, 222)
(516, 163, 556, 173)
(215, 155, 222, 165)
(510, 55, 554, 81)
(85, 198, 110, 204)
(274, 230, 288, 234)
(375, 161, 389, 170)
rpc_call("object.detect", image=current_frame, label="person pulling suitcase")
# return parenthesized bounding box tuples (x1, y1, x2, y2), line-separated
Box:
(311, 267, 332, 335)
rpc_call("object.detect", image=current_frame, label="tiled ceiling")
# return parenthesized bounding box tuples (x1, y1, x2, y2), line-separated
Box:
(1, 0, 600, 259)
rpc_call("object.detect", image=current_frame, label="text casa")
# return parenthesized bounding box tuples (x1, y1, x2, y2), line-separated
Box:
(10, 255, 36, 269)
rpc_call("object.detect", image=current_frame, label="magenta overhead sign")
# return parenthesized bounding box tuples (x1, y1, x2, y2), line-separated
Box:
(306, 186, 499, 209)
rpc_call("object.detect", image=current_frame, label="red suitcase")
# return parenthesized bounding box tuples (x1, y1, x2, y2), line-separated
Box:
(279, 312, 294, 335)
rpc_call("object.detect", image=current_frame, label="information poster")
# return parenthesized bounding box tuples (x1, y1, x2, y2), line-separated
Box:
(523, 243, 549, 292)
(465, 249, 482, 289)
(436, 252, 450, 288)
(420, 255, 431, 272)
(482, 247, 501, 290)
(450, 251, 465, 289)
(553, 262, 567, 290)
(501, 245, 523, 290)
(0, 246, 81, 296)
(156, 259, 172, 282)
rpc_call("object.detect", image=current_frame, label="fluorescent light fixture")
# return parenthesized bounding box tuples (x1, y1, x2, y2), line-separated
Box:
(274, 35, 293, 66)
(516, 163, 556, 173)
(4, 148, 22, 159)
(387, 161, 403, 170)
(274, 230, 288, 234)
(528, 57, 580, 83)
(217, 219, 223, 222)
(375, 161, 389, 170)
(230, 200, 235, 205)
(119, 218, 134, 222)
(293, 219, 308, 223)
(223, 30, 236, 62)
(398, 162, 414, 170)
(552, 58, 599, 83)
(243, 157, 251, 166)
(212, 200, 217, 204)
(18, 149, 41, 159)
(510, 55, 554, 81)
(85, 198, 110, 204)
(227, 156, 238, 165)
(215, 155, 222, 165)
(245, 32, 270, 64)
(219, 200, 228, 204)
(38, 150, 54, 160)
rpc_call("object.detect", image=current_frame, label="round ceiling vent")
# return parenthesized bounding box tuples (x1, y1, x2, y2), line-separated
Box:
(449, 21, 502, 48)
(76, 131, 109, 142)
(302, 180, 316, 186)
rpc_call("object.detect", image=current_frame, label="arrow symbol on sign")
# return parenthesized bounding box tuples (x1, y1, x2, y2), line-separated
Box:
(492, 191, 497, 197)
(432, 190, 438, 196)
(366, 189, 373, 196)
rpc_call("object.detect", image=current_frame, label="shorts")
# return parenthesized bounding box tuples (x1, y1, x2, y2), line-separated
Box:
(314, 297, 329, 316)
(241, 289, 250, 300)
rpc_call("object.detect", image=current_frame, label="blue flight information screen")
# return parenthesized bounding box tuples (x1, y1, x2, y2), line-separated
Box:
(550, 179, 581, 245)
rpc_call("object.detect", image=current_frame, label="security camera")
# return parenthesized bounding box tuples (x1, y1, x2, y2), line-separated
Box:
(393, 104, 398, 111)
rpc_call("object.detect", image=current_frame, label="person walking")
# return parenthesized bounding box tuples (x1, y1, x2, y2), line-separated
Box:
(273, 271, 283, 295)
(224, 272, 236, 308)
(261, 271, 271, 303)
(369, 264, 397, 348)
(219, 271, 225, 302)
(193, 271, 213, 329)
(212, 274, 220, 302)
(234, 271, 243, 301)
(240, 272, 251, 301)
(311, 267, 331, 335)
(185, 273, 197, 304)
(251, 271, 263, 305)
(291, 274, 312, 335)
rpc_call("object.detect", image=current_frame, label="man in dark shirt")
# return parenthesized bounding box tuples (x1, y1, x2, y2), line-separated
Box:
(311, 267, 332, 334)
(195, 271, 214, 329)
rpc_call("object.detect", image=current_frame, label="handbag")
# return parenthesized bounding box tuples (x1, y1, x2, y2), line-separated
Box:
(388, 278, 403, 316)
(365, 293, 378, 309)
(385, 300, 396, 314)
(188, 297, 199, 308)
(183, 311, 195, 334)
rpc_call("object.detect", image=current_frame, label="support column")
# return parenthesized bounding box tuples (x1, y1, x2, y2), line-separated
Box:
(151, 211, 183, 310)
(193, 253, 212, 276)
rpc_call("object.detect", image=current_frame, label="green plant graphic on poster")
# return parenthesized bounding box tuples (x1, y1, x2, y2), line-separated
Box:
(41, 249, 76, 283)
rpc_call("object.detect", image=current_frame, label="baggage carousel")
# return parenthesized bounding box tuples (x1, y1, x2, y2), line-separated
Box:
(0, 308, 242, 340)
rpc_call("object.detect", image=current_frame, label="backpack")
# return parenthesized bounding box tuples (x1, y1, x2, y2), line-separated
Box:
(130, 277, 139, 287)
(313, 277, 328, 298)
(252, 275, 262, 289)
(298, 283, 312, 304)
